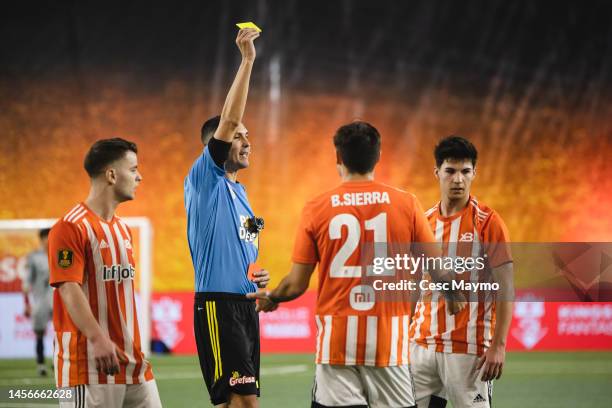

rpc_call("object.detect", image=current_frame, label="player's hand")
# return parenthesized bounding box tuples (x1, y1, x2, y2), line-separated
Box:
(252, 269, 270, 288)
(476, 344, 505, 381)
(24, 304, 31, 319)
(447, 299, 467, 315)
(246, 290, 279, 313)
(91, 335, 121, 376)
(236, 28, 259, 62)
(446, 291, 467, 315)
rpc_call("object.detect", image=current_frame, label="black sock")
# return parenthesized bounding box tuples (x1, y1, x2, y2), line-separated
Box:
(35, 332, 44, 365)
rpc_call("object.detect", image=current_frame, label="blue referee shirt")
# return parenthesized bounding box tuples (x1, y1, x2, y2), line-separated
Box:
(184, 146, 258, 294)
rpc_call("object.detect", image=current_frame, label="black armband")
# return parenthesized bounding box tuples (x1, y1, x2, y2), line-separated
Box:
(208, 137, 232, 168)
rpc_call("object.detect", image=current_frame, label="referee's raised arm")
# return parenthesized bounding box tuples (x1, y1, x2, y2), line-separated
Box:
(213, 28, 259, 143)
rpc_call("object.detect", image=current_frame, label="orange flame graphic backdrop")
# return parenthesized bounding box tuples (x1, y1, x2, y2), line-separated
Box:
(1, 78, 611, 291)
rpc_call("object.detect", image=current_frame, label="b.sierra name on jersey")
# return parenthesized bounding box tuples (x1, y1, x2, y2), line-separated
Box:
(331, 191, 391, 207)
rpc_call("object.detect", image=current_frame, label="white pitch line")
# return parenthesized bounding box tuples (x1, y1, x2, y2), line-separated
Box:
(154, 364, 310, 380)
(0, 379, 53, 386)
(0, 364, 311, 386)
(0, 404, 58, 408)
(261, 364, 310, 375)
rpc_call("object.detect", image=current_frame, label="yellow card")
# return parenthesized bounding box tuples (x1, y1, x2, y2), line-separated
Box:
(236, 22, 262, 32)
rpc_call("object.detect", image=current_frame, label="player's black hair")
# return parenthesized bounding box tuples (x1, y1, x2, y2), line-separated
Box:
(333, 121, 381, 174)
(39, 228, 50, 239)
(201, 115, 221, 145)
(83, 138, 138, 178)
(434, 136, 478, 168)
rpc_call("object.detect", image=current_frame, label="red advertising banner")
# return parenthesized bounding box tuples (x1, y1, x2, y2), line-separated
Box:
(151, 292, 196, 354)
(508, 294, 612, 351)
(259, 290, 317, 353)
(0, 254, 27, 292)
(2, 282, 611, 356)
(150, 291, 318, 354)
(150, 290, 612, 355)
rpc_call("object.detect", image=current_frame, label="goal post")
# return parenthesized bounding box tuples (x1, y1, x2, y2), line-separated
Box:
(0, 217, 153, 356)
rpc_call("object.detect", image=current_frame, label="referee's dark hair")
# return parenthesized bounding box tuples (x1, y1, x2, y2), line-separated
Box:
(83, 138, 138, 178)
(434, 136, 478, 168)
(333, 121, 381, 174)
(201, 116, 221, 145)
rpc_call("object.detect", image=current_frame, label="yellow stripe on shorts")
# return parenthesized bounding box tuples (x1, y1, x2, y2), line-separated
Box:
(211, 301, 223, 378)
(206, 301, 220, 381)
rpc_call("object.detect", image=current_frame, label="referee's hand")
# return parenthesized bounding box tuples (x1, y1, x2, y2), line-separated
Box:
(236, 27, 259, 62)
(247, 290, 279, 313)
(252, 269, 270, 288)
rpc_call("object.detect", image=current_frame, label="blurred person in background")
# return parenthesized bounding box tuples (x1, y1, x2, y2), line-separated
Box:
(23, 228, 53, 376)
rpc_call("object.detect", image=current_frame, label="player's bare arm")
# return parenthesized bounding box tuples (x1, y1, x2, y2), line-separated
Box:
(213, 28, 259, 143)
(57, 281, 123, 376)
(247, 263, 316, 312)
(477, 262, 514, 381)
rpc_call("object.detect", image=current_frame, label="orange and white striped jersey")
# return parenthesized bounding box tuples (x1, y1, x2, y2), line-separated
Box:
(292, 180, 436, 367)
(48, 203, 154, 387)
(409, 196, 512, 356)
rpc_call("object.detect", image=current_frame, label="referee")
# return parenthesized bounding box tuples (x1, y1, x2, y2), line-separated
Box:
(184, 28, 269, 408)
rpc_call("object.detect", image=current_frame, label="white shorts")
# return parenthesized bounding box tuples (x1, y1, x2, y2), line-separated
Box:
(59, 379, 162, 408)
(410, 342, 492, 408)
(312, 364, 416, 408)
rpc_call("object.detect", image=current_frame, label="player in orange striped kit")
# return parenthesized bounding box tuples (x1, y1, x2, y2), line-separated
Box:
(48, 138, 160, 407)
(409, 136, 514, 408)
(250, 122, 464, 407)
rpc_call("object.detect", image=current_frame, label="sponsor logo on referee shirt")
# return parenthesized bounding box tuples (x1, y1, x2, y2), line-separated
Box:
(239, 215, 258, 243)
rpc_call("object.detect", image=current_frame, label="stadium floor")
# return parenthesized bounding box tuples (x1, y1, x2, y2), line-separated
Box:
(0, 352, 611, 407)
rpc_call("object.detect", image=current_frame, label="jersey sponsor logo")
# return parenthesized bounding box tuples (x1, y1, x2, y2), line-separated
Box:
(349, 284, 375, 311)
(100, 240, 109, 249)
(459, 232, 474, 242)
(57, 249, 73, 268)
(330, 191, 391, 208)
(102, 264, 135, 283)
(229, 371, 256, 387)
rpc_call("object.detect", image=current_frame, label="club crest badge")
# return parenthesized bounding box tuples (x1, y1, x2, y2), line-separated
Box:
(58, 249, 74, 268)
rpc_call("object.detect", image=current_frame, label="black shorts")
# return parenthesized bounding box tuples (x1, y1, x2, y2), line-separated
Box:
(194, 292, 260, 405)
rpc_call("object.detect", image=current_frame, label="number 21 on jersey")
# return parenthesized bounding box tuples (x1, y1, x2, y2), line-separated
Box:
(328, 212, 392, 278)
